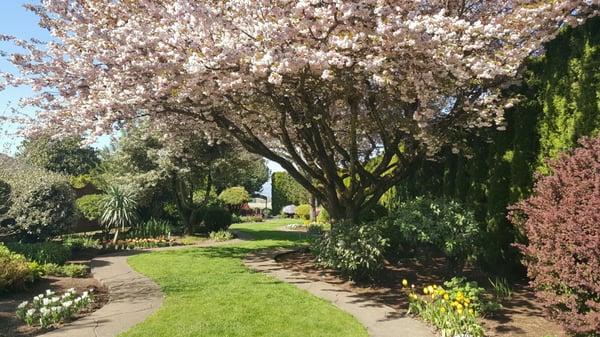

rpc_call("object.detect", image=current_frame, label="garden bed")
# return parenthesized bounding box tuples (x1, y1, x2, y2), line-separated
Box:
(0, 275, 108, 337)
(276, 250, 566, 337)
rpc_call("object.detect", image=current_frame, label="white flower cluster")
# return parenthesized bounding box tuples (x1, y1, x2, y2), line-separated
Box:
(16, 288, 94, 328)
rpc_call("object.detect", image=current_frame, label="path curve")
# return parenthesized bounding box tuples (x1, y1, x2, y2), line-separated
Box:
(244, 249, 436, 337)
(39, 238, 247, 337)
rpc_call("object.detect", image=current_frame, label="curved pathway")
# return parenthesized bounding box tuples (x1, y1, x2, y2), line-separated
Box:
(245, 249, 435, 337)
(39, 239, 247, 337)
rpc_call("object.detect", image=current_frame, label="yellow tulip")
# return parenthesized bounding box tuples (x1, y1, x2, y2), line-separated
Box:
(443, 294, 449, 300)
(423, 288, 429, 295)
(440, 307, 446, 313)
(457, 308, 463, 315)
(427, 285, 434, 293)
(468, 309, 474, 314)
(402, 279, 408, 287)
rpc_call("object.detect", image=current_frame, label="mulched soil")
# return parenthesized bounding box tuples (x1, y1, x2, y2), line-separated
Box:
(0, 266, 109, 337)
(277, 250, 566, 337)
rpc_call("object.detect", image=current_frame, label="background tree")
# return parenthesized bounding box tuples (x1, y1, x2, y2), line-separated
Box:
(19, 134, 99, 176)
(218, 186, 250, 215)
(1, 0, 595, 223)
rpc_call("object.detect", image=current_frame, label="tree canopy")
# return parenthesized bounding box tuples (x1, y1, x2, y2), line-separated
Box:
(1, 0, 596, 222)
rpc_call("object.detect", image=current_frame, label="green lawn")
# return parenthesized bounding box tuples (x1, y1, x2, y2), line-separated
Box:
(120, 219, 368, 337)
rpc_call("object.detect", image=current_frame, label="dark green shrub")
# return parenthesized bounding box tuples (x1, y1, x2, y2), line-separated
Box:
(5, 242, 71, 265)
(62, 235, 100, 251)
(0, 157, 76, 240)
(313, 221, 388, 281)
(75, 194, 104, 221)
(41, 263, 89, 278)
(0, 179, 11, 224)
(379, 197, 480, 265)
(0, 244, 34, 291)
(295, 204, 311, 220)
(359, 203, 388, 223)
(202, 207, 232, 233)
(126, 218, 172, 238)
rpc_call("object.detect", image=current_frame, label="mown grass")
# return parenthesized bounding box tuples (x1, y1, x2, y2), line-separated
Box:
(120, 219, 367, 337)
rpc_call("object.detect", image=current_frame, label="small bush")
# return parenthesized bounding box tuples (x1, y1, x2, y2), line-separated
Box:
(295, 204, 311, 220)
(218, 186, 250, 213)
(240, 215, 263, 223)
(202, 207, 232, 233)
(41, 263, 88, 278)
(316, 208, 329, 224)
(307, 223, 324, 236)
(5, 242, 71, 265)
(75, 194, 104, 221)
(0, 244, 34, 292)
(209, 230, 234, 242)
(231, 214, 242, 224)
(406, 277, 498, 337)
(380, 197, 480, 265)
(62, 235, 100, 251)
(510, 136, 600, 336)
(313, 221, 388, 281)
(126, 218, 172, 239)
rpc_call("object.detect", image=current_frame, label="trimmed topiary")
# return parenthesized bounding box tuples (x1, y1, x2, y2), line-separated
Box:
(511, 136, 600, 336)
(295, 204, 311, 220)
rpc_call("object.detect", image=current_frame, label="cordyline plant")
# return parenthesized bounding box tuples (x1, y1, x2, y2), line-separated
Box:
(510, 136, 600, 336)
(100, 185, 139, 244)
(0, 0, 597, 223)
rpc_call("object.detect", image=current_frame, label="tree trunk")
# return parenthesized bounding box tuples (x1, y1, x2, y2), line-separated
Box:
(309, 195, 317, 222)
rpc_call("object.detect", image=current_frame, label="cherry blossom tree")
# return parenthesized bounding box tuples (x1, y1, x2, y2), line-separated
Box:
(1, 0, 597, 223)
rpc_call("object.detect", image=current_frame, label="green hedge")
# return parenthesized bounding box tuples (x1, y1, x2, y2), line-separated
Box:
(5, 242, 71, 265)
(0, 156, 76, 240)
(271, 172, 310, 214)
(75, 194, 104, 221)
(385, 17, 600, 272)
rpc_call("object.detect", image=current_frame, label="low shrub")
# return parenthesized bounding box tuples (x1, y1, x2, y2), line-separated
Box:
(41, 263, 89, 278)
(295, 204, 311, 220)
(104, 237, 176, 249)
(126, 218, 172, 239)
(75, 194, 104, 221)
(316, 208, 329, 224)
(379, 197, 480, 265)
(5, 242, 71, 265)
(62, 235, 100, 251)
(510, 136, 600, 336)
(16, 288, 94, 328)
(0, 244, 35, 292)
(313, 221, 388, 281)
(209, 230, 234, 242)
(202, 207, 232, 233)
(405, 277, 498, 337)
(240, 215, 264, 223)
(307, 223, 325, 236)
(231, 214, 242, 224)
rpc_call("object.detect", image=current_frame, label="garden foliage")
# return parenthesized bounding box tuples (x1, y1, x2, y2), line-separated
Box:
(75, 194, 104, 221)
(384, 18, 600, 271)
(295, 204, 311, 220)
(16, 288, 94, 328)
(200, 207, 232, 233)
(313, 221, 388, 281)
(0, 156, 76, 240)
(19, 135, 99, 176)
(379, 197, 480, 266)
(511, 136, 600, 336)
(5, 242, 72, 265)
(218, 186, 250, 213)
(0, 244, 35, 292)
(271, 172, 310, 214)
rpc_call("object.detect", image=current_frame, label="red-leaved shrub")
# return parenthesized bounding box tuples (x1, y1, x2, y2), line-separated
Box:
(510, 136, 600, 336)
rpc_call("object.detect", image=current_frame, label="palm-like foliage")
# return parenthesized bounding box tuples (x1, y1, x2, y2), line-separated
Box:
(100, 185, 138, 243)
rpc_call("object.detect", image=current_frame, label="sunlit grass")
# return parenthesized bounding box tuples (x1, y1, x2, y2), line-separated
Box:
(120, 219, 367, 337)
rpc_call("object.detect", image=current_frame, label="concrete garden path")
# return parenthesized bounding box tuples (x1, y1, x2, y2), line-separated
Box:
(38, 239, 246, 337)
(40, 230, 434, 337)
(245, 249, 435, 337)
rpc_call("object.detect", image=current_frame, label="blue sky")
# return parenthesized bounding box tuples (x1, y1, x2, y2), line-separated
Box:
(0, 1, 284, 196)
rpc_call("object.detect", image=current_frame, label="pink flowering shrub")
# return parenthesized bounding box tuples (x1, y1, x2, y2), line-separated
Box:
(511, 136, 600, 336)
